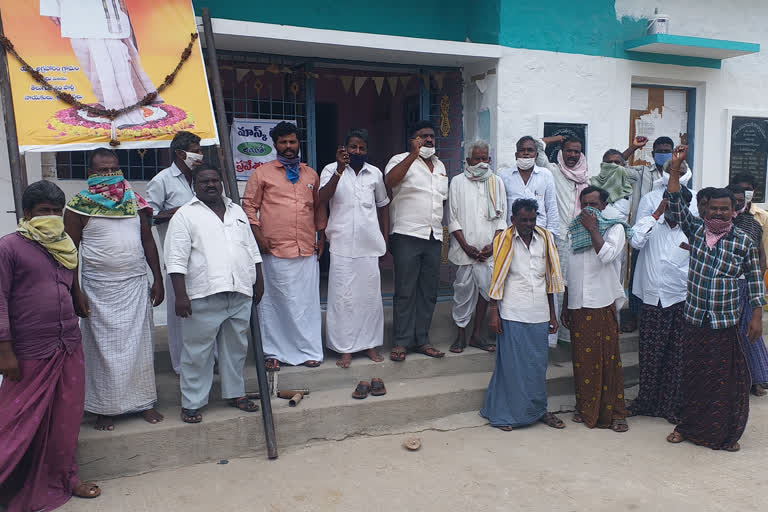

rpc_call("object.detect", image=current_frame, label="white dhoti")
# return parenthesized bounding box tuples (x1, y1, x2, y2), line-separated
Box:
(81, 274, 157, 415)
(326, 254, 384, 354)
(258, 255, 323, 365)
(68, 37, 157, 127)
(452, 260, 493, 328)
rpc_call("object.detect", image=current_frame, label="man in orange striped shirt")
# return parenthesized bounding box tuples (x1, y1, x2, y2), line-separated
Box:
(243, 122, 327, 372)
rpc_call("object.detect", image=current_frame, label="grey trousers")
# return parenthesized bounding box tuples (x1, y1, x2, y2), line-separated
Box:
(390, 233, 442, 348)
(180, 292, 251, 410)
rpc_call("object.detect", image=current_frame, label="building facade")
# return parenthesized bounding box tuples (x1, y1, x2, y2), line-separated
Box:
(1, 0, 766, 237)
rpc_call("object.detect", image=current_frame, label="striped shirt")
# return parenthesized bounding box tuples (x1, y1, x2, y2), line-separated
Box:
(665, 190, 766, 329)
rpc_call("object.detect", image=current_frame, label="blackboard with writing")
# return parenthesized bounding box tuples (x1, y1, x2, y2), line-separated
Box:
(543, 122, 588, 163)
(729, 116, 768, 203)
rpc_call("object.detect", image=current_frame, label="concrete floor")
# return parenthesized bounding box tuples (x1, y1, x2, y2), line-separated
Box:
(62, 392, 767, 512)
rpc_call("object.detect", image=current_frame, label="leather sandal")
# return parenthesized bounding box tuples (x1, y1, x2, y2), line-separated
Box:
(370, 377, 387, 396)
(352, 381, 371, 399)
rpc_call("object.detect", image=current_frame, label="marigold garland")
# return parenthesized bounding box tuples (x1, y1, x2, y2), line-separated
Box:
(0, 33, 199, 146)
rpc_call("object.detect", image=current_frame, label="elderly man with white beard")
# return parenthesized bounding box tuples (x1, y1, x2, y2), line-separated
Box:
(447, 140, 507, 354)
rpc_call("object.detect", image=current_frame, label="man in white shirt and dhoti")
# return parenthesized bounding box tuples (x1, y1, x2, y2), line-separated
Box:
(145, 131, 202, 374)
(319, 129, 390, 368)
(41, 0, 159, 127)
(447, 140, 506, 354)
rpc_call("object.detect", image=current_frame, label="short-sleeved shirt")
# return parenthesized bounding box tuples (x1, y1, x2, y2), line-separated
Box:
(144, 163, 194, 247)
(165, 197, 262, 300)
(385, 153, 448, 241)
(242, 160, 327, 259)
(320, 162, 390, 258)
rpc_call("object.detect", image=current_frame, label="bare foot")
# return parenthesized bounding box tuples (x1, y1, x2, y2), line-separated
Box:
(72, 481, 101, 499)
(142, 408, 164, 424)
(366, 348, 385, 362)
(336, 353, 352, 368)
(94, 415, 114, 431)
(450, 330, 466, 353)
(751, 384, 767, 397)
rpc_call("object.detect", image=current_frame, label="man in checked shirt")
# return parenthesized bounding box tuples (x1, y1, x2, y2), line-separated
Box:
(664, 145, 765, 452)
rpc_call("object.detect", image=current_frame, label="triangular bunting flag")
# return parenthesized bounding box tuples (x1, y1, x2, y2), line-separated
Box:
(354, 76, 368, 95)
(373, 77, 385, 96)
(386, 75, 398, 95)
(422, 74, 430, 90)
(340, 75, 353, 94)
(399, 75, 411, 90)
(235, 68, 250, 84)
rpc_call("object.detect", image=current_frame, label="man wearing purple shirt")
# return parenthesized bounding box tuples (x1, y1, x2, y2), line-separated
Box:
(0, 181, 101, 510)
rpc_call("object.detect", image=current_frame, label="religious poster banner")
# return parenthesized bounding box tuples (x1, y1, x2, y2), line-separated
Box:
(231, 118, 286, 181)
(0, 0, 218, 152)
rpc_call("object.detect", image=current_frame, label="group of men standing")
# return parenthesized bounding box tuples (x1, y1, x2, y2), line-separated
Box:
(2, 120, 768, 511)
(465, 135, 766, 452)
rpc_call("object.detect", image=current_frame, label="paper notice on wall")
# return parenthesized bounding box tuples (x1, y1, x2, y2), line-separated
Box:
(664, 90, 687, 112)
(631, 88, 648, 111)
(634, 107, 688, 164)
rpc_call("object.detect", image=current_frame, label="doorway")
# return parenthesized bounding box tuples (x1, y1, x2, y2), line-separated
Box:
(628, 85, 695, 168)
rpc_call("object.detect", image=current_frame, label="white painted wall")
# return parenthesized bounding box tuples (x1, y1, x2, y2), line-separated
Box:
(494, 35, 767, 193)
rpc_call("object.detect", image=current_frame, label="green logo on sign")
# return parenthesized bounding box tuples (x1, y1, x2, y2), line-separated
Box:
(237, 142, 272, 156)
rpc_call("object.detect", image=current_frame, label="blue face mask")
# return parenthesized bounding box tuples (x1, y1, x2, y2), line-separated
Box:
(654, 152, 673, 167)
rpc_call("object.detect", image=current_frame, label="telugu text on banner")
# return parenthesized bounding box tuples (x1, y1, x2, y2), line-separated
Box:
(0, 0, 218, 152)
(231, 118, 287, 181)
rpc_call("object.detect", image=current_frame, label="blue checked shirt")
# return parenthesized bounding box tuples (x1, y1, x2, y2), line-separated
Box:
(665, 190, 766, 328)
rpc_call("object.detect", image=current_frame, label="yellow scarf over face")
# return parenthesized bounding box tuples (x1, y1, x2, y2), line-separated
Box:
(17, 216, 78, 270)
(489, 225, 564, 300)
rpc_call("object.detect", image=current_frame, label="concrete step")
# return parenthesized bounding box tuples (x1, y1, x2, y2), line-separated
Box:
(76, 352, 639, 481)
(152, 332, 640, 404)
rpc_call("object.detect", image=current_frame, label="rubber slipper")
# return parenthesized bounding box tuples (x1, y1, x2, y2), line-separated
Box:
(352, 381, 370, 399)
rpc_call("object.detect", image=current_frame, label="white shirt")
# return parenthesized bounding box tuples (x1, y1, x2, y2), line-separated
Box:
(385, 153, 448, 241)
(320, 162, 390, 258)
(603, 197, 631, 223)
(447, 174, 507, 266)
(535, 139, 581, 237)
(630, 215, 689, 308)
(165, 197, 262, 300)
(566, 223, 626, 310)
(145, 163, 195, 247)
(499, 230, 551, 323)
(636, 169, 698, 222)
(498, 165, 560, 237)
(41, 0, 132, 40)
